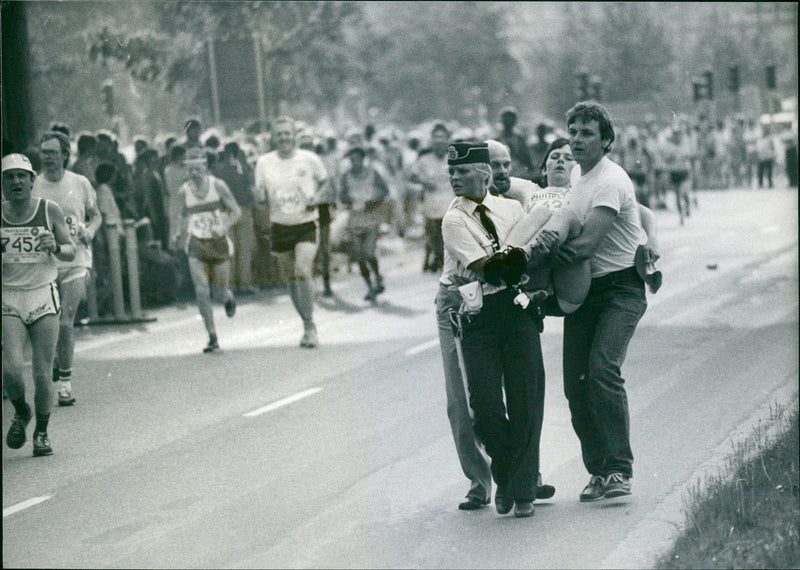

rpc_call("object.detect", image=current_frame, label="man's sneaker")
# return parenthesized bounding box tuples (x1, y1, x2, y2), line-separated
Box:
(203, 339, 220, 353)
(32, 431, 53, 457)
(6, 412, 32, 449)
(579, 475, 606, 502)
(58, 386, 76, 406)
(603, 473, 632, 498)
(300, 324, 318, 348)
(224, 296, 236, 318)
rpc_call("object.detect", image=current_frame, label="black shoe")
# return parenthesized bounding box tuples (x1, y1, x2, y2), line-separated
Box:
(364, 289, 377, 302)
(579, 475, 606, 502)
(514, 501, 535, 518)
(322, 284, 333, 297)
(6, 412, 32, 449)
(458, 496, 490, 511)
(495, 487, 514, 515)
(536, 484, 556, 500)
(373, 278, 385, 295)
(203, 339, 220, 353)
(224, 296, 236, 318)
(536, 473, 556, 500)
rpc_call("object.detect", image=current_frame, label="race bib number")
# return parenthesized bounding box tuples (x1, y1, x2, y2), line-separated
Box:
(190, 211, 224, 238)
(1, 226, 50, 264)
(64, 215, 79, 237)
(275, 187, 306, 216)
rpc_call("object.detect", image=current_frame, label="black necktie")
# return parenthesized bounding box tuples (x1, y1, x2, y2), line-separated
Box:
(475, 203, 500, 251)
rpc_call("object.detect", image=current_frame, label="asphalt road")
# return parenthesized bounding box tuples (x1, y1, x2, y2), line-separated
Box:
(3, 189, 798, 569)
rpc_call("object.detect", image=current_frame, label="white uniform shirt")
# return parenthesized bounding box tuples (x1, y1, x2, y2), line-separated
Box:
(570, 156, 646, 278)
(440, 193, 523, 294)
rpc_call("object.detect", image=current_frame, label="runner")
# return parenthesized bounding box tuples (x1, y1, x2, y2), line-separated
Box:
(3, 153, 76, 456)
(32, 131, 102, 407)
(408, 122, 451, 273)
(254, 116, 328, 348)
(339, 145, 390, 302)
(171, 148, 241, 353)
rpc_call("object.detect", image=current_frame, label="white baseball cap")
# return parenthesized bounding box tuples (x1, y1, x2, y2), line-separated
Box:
(2, 153, 36, 174)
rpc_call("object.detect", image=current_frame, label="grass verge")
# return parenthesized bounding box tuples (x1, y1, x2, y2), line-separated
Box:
(658, 402, 799, 569)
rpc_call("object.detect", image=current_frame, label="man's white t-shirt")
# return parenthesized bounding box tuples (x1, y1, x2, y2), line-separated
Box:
(570, 156, 646, 278)
(254, 149, 327, 226)
(32, 170, 97, 269)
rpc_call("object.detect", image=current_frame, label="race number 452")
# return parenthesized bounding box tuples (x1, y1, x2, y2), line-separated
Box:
(1, 226, 49, 263)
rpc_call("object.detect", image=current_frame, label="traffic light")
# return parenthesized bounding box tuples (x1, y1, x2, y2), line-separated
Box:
(692, 79, 705, 103)
(575, 70, 589, 99)
(702, 70, 714, 100)
(728, 66, 739, 92)
(101, 80, 114, 117)
(766, 65, 777, 90)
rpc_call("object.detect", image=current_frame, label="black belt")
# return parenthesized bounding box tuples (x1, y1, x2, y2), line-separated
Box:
(590, 266, 641, 289)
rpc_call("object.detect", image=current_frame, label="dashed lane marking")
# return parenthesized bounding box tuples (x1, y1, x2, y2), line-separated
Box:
(243, 387, 323, 418)
(404, 339, 439, 356)
(3, 496, 52, 518)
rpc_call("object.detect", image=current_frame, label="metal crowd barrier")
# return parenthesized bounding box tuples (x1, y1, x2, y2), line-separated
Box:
(80, 218, 157, 326)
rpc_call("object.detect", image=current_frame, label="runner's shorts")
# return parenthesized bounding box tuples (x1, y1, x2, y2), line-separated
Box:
(669, 170, 690, 185)
(2, 282, 61, 325)
(270, 222, 317, 253)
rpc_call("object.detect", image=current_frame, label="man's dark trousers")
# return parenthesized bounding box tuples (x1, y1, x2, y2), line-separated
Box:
(563, 266, 647, 479)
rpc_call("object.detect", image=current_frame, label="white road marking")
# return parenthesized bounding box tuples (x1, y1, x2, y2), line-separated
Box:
(404, 339, 439, 356)
(243, 387, 323, 418)
(3, 496, 52, 518)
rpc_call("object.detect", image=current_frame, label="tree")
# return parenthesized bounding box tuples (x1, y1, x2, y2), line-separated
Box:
(358, 2, 521, 125)
(87, 1, 361, 124)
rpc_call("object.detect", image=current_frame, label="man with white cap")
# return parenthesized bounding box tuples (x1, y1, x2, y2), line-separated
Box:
(3, 153, 76, 456)
(32, 131, 102, 407)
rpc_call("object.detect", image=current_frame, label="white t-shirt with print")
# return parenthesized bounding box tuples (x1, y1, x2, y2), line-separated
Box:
(570, 156, 646, 278)
(255, 149, 327, 226)
(32, 170, 97, 269)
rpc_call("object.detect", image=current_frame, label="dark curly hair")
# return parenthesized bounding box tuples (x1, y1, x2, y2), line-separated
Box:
(565, 101, 615, 154)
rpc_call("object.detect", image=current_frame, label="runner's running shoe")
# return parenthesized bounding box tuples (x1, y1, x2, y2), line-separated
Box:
(300, 323, 318, 348)
(32, 431, 53, 457)
(225, 296, 236, 318)
(58, 386, 76, 406)
(6, 412, 32, 449)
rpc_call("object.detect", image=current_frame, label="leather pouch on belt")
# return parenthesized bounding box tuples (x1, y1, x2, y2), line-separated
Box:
(458, 281, 483, 316)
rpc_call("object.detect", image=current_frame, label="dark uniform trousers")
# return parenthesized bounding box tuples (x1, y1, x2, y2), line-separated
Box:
(460, 288, 545, 502)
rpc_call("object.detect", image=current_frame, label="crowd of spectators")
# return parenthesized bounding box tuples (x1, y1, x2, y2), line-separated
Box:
(10, 105, 797, 320)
